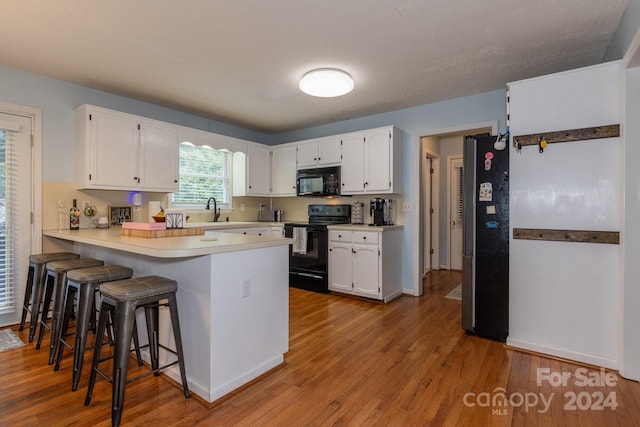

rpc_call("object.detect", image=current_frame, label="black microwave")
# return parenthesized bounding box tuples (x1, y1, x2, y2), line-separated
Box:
(296, 166, 341, 197)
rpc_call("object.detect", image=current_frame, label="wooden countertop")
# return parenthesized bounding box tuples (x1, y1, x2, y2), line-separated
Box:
(43, 228, 291, 259)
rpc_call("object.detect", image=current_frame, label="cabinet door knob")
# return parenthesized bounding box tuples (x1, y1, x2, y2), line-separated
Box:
(363, 236, 367, 240)
(338, 234, 342, 238)
(174, 179, 178, 183)
(133, 176, 138, 181)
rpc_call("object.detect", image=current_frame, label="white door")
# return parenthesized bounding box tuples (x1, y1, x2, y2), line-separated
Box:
(449, 157, 464, 270)
(328, 244, 353, 292)
(364, 129, 391, 193)
(353, 246, 379, 298)
(139, 120, 179, 192)
(271, 145, 297, 195)
(340, 134, 364, 194)
(0, 109, 37, 326)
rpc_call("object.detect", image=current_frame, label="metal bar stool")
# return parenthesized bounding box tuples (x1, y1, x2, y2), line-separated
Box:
(84, 276, 190, 427)
(55, 265, 134, 391)
(19, 252, 80, 343)
(36, 258, 105, 363)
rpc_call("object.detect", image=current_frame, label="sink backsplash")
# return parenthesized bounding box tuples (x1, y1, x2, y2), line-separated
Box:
(43, 181, 403, 229)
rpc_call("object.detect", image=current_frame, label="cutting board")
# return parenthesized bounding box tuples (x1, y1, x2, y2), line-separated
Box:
(121, 227, 205, 238)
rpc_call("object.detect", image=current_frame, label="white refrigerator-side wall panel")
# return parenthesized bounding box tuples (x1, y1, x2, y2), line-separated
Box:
(507, 61, 621, 368)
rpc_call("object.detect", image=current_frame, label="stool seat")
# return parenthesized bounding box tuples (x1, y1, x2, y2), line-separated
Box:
(36, 258, 105, 361)
(28, 252, 80, 265)
(85, 275, 189, 427)
(56, 264, 134, 391)
(20, 252, 80, 342)
(67, 265, 134, 284)
(46, 258, 105, 273)
(100, 276, 177, 301)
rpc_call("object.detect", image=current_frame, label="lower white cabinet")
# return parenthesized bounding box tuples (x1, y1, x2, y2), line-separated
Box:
(217, 225, 283, 237)
(328, 227, 402, 302)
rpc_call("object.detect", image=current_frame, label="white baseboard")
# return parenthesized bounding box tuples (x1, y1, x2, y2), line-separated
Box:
(506, 337, 618, 370)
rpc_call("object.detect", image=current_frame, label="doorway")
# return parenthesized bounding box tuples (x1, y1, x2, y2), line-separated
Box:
(417, 121, 497, 296)
(0, 103, 42, 327)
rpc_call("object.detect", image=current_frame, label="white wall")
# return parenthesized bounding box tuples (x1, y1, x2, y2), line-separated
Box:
(620, 31, 640, 380)
(507, 62, 621, 368)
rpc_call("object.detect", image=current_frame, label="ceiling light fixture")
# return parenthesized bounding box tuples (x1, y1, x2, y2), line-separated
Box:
(299, 68, 354, 97)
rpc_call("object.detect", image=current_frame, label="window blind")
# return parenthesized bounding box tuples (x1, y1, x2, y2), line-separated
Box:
(0, 128, 17, 314)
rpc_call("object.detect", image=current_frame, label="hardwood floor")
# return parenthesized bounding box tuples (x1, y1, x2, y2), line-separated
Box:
(1, 270, 639, 426)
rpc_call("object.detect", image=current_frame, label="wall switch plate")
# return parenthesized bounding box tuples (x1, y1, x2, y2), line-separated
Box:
(242, 278, 251, 298)
(240, 203, 245, 211)
(403, 202, 412, 211)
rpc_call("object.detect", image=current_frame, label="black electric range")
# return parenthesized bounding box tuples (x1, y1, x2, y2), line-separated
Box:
(284, 204, 351, 293)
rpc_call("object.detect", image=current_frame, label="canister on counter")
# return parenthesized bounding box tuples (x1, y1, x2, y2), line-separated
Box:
(351, 201, 364, 224)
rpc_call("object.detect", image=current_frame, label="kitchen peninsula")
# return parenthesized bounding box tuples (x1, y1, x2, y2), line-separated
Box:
(42, 227, 291, 403)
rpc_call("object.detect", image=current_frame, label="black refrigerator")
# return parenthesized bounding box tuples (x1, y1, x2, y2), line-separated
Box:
(461, 134, 509, 342)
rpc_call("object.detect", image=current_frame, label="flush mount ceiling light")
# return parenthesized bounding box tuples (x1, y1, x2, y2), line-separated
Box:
(299, 68, 354, 97)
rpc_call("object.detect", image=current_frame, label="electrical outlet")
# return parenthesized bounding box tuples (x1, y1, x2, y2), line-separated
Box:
(403, 202, 413, 211)
(240, 203, 245, 211)
(242, 278, 251, 298)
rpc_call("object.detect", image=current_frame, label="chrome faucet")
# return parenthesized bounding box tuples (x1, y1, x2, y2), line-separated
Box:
(206, 197, 221, 222)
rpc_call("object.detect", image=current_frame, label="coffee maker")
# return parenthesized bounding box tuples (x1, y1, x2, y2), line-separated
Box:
(370, 198, 393, 226)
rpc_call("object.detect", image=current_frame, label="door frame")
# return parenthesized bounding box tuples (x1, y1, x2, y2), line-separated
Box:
(0, 101, 42, 327)
(447, 155, 463, 270)
(421, 149, 439, 276)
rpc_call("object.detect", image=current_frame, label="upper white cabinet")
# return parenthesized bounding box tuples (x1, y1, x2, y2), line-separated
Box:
(340, 126, 401, 195)
(271, 144, 297, 196)
(245, 143, 271, 196)
(296, 136, 342, 168)
(76, 104, 179, 192)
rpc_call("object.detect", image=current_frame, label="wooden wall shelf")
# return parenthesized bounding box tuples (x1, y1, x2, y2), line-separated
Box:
(513, 124, 620, 148)
(513, 228, 620, 244)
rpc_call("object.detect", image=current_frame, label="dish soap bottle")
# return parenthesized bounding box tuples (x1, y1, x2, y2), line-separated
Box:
(69, 199, 80, 230)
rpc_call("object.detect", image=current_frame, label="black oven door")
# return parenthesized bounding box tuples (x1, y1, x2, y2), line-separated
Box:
(284, 224, 329, 293)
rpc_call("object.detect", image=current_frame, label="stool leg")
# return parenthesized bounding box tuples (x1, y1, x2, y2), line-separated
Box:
(48, 272, 67, 365)
(84, 299, 110, 407)
(54, 284, 77, 372)
(71, 282, 96, 392)
(144, 303, 160, 375)
(19, 265, 34, 331)
(36, 274, 55, 350)
(28, 265, 47, 342)
(132, 318, 143, 366)
(168, 294, 190, 398)
(112, 301, 136, 427)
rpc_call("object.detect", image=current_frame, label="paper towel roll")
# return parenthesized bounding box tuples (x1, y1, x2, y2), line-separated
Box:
(148, 201, 161, 222)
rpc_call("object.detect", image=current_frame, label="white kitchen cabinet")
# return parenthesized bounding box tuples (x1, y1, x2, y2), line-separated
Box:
(138, 121, 180, 192)
(76, 104, 179, 192)
(218, 227, 270, 236)
(271, 144, 297, 196)
(247, 144, 271, 195)
(328, 227, 402, 302)
(296, 136, 342, 168)
(328, 230, 353, 293)
(340, 126, 401, 195)
(234, 144, 272, 196)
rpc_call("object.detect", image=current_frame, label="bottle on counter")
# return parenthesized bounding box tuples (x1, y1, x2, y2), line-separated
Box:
(70, 199, 80, 230)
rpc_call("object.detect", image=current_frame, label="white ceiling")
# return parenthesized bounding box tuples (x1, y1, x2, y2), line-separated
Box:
(0, 0, 629, 134)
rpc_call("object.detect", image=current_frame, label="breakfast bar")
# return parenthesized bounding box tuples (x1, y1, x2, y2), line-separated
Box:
(42, 228, 291, 403)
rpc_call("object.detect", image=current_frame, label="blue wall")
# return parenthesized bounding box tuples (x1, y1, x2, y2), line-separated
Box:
(0, 65, 271, 182)
(605, 0, 640, 61)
